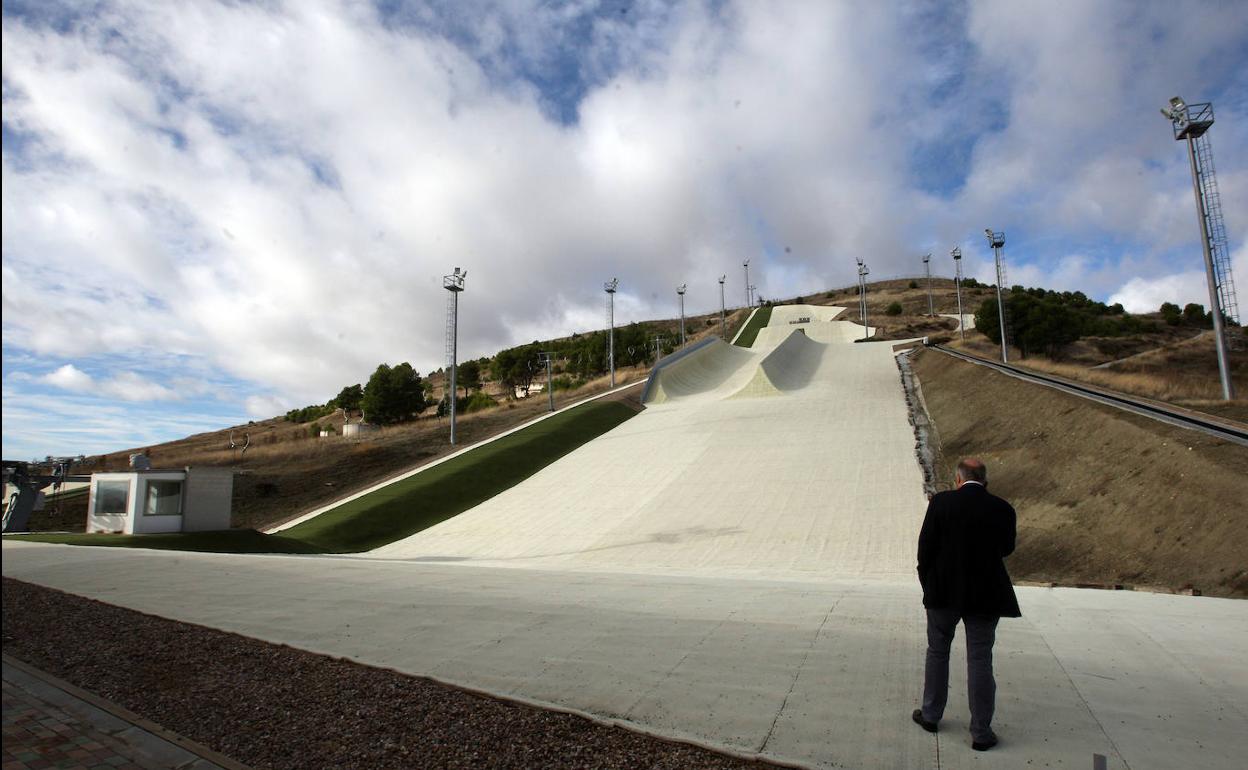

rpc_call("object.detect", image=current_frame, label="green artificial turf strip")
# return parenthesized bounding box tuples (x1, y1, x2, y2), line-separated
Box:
(733, 305, 773, 348)
(279, 399, 638, 553)
(7, 529, 320, 554)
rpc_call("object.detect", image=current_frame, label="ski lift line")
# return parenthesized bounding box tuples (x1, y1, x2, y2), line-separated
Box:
(930, 344, 1247, 447)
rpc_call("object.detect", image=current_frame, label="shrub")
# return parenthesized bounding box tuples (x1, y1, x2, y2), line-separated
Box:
(886, 302, 904, 316)
(362, 363, 428, 424)
(286, 404, 335, 423)
(332, 384, 363, 412)
(464, 391, 498, 413)
(551, 376, 585, 391)
(1183, 303, 1212, 328)
(908, 280, 919, 289)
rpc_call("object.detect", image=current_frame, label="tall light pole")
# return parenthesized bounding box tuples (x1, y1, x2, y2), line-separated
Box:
(1162, 96, 1237, 400)
(539, 351, 555, 412)
(677, 283, 687, 344)
(985, 229, 1009, 363)
(442, 267, 466, 445)
(604, 278, 618, 388)
(718, 274, 727, 338)
(743, 260, 751, 307)
(857, 258, 870, 341)
(951, 247, 965, 342)
(922, 253, 934, 316)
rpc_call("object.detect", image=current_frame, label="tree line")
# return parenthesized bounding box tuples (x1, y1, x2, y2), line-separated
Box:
(973, 284, 1226, 359)
(284, 319, 687, 427)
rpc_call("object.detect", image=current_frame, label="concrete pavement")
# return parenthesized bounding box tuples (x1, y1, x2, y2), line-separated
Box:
(4, 542, 1245, 769)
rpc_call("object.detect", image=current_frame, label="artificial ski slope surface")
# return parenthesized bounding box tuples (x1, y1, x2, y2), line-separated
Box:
(368, 305, 926, 579)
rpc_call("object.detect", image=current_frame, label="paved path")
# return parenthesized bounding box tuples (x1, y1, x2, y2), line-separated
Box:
(5, 543, 1246, 770)
(3, 655, 242, 770)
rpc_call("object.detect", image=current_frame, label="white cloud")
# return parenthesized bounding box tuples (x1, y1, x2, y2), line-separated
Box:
(244, 394, 290, 418)
(3, 0, 1247, 457)
(1109, 272, 1208, 315)
(42, 364, 94, 392)
(39, 364, 178, 402)
(1109, 242, 1248, 317)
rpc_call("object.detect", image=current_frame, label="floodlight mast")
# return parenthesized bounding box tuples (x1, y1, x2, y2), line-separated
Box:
(1162, 96, 1236, 400)
(677, 284, 687, 344)
(539, 351, 555, 412)
(951, 247, 965, 341)
(923, 254, 934, 316)
(743, 260, 751, 307)
(442, 267, 466, 445)
(985, 229, 1009, 363)
(857, 259, 870, 340)
(718, 275, 727, 338)
(604, 278, 618, 388)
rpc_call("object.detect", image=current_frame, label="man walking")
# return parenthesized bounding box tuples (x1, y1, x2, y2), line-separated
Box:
(912, 457, 1020, 751)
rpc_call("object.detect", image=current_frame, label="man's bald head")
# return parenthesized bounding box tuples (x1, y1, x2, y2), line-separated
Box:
(957, 457, 987, 485)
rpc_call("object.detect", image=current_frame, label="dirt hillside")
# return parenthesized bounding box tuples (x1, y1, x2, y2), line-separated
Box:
(912, 348, 1248, 597)
(27, 369, 648, 534)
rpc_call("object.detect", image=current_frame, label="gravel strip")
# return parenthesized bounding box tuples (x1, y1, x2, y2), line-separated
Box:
(2, 578, 782, 770)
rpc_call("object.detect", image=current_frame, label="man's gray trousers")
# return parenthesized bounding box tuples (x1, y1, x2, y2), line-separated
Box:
(921, 607, 1000, 741)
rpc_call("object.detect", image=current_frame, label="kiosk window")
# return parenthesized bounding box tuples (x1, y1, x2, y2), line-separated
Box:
(144, 480, 183, 516)
(93, 481, 131, 515)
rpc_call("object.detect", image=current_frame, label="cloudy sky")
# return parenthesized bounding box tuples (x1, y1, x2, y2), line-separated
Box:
(3, 0, 1247, 459)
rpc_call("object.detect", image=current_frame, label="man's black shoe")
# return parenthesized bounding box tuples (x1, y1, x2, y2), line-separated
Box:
(971, 733, 999, 751)
(911, 709, 937, 733)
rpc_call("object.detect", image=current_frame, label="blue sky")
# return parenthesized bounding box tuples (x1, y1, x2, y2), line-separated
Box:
(3, 0, 1248, 460)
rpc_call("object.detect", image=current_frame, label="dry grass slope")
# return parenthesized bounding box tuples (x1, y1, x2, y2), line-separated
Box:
(913, 348, 1248, 597)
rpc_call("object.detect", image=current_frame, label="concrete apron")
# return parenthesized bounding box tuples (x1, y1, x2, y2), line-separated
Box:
(5, 542, 1247, 770)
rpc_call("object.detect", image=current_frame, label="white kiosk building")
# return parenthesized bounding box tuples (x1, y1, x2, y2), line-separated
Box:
(86, 467, 234, 534)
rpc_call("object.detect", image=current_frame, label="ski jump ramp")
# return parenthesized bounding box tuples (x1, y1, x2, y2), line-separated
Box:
(370, 305, 924, 578)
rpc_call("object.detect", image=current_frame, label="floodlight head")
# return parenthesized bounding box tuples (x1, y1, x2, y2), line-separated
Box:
(923, 253, 931, 264)
(719, 274, 726, 284)
(951, 247, 961, 260)
(1169, 96, 1186, 111)
(677, 283, 686, 294)
(604, 277, 618, 293)
(443, 267, 467, 291)
(743, 259, 750, 267)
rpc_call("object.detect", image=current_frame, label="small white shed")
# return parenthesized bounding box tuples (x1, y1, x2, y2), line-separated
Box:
(86, 467, 234, 535)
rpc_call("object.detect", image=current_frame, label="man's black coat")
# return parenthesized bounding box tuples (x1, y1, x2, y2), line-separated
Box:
(917, 483, 1021, 618)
